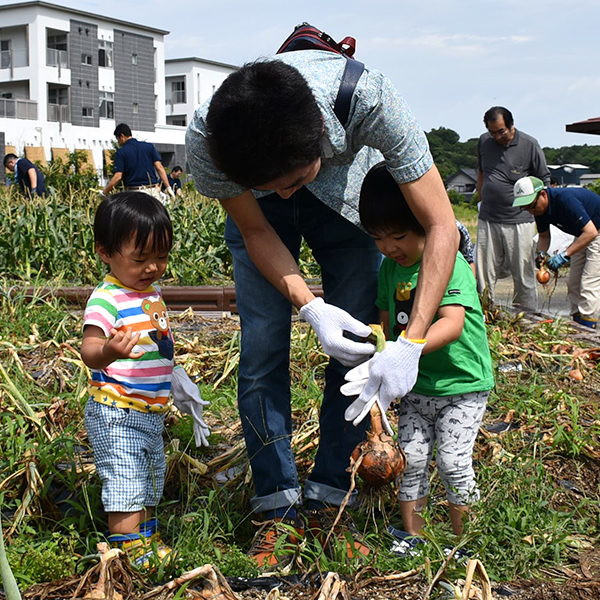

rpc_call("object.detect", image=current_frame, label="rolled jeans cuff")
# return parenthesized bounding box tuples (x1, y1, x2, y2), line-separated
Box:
(249, 487, 302, 515)
(304, 480, 358, 508)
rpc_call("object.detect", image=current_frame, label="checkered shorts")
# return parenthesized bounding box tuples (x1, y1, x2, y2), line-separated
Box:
(84, 399, 166, 513)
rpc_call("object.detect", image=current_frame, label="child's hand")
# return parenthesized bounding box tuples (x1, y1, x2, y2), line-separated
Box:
(104, 327, 145, 361)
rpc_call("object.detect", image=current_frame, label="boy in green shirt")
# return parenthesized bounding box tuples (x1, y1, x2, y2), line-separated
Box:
(344, 163, 494, 554)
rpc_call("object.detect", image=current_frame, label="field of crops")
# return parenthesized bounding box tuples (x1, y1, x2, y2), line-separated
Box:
(1, 188, 599, 600)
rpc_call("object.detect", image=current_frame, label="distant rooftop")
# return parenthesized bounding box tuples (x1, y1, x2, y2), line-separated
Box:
(0, 1, 169, 35)
(548, 164, 589, 170)
(166, 56, 238, 70)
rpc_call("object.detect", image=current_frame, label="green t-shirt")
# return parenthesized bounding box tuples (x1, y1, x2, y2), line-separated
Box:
(376, 252, 494, 397)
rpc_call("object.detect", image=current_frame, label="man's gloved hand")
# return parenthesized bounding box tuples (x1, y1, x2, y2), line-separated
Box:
(340, 354, 393, 435)
(547, 251, 570, 272)
(343, 334, 426, 423)
(299, 297, 375, 367)
(167, 186, 176, 199)
(171, 366, 210, 446)
(535, 250, 549, 269)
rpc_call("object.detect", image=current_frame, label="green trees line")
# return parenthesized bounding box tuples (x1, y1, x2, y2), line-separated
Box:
(427, 127, 600, 182)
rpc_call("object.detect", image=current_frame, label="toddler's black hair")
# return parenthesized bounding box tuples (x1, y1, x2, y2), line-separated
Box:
(359, 162, 425, 236)
(94, 191, 173, 256)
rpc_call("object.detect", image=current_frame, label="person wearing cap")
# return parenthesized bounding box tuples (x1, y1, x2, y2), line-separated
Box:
(476, 106, 551, 312)
(513, 175, 600, 329)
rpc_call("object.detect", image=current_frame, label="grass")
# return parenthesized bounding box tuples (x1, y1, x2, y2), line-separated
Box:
(0, 191, 598, 593)
(453, 202, 478, 240)
(1, 284, 599, 589)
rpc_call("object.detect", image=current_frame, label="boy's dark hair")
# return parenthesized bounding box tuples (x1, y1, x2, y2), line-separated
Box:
(114, 123, 132, 138)
(3, 153, 18, 167)
(94, 192, 173, 256)
(483, 106, 514, 129)
(206, 60, 323, 188)
(359, 162, 425, 236)
(171, 166, 182, 173)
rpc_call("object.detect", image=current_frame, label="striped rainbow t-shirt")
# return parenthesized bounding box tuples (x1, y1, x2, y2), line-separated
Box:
(84, 275, 174, 413)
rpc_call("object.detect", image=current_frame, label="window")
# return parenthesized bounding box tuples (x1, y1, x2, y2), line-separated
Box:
(98, 40, 113, 68)
(82, 107, 93, 117)
(81, 53, 92, 65)
(48, 87, 69, 105)
(167, 116, 186, 127)
(1, 40, 10, 69)
(132, 53, 138, 65)
(132, 102, 139, 114)
(99, 91, 114, 119)
(171, 79, 186, 104)
(47, 34, 67, 52)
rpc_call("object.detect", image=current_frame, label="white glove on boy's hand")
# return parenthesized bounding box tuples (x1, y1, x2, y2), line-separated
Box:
(171, 366, 210, 447)
(299, 297, 375, 367)
(340, 353, 392, 435)
(344, 335, 425, 423)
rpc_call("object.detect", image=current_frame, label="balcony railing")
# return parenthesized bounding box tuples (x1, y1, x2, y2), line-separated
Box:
(47, 103, 70, 123)
(171, 90, 186, 104)
(0, 98, 37, 120)
(0, 48, 29, 75)
(46, 48, 68, 69)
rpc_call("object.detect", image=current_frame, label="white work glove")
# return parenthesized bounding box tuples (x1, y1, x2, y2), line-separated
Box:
(167, 186, 176, 199)
(299, 297, 375, 367)
(343, 335, 426, 426)
(340, 354, 393, 435)
(171, 366, 211, 447)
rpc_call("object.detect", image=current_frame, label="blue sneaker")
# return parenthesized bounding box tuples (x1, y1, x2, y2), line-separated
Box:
(387, 526, 426, 557)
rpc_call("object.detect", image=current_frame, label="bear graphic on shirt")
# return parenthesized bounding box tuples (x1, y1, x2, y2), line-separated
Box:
(141, 298, 174, 360)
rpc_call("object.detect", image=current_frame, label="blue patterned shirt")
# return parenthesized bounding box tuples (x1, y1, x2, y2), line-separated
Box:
(186, 50, 433, 227)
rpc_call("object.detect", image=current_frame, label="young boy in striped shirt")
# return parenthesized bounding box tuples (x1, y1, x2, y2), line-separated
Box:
(81, 192, 208, 568)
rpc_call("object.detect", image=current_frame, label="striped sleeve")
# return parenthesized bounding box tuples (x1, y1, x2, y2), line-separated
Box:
(84, 286, 118, 335)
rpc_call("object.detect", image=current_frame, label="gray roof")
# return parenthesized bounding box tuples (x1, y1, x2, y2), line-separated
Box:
(166, 56, 238, 70)
(0, 1, 169, 35)
(445, 168, 478, 184)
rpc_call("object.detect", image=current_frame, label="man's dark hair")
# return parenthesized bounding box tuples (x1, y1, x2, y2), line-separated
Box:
(206, 60, 323, 188)
(114, 123, 132, 138)
(3, 153, 18, 167)
(359, 162, 425, 236)
(483, 106, 514, 128)
(94, 191, 173, 256)
(171, 166, 183, 173)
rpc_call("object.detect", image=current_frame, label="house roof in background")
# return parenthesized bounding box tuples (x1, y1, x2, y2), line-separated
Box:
(445, 167, 478, 184)
(165, 57, 238, 70)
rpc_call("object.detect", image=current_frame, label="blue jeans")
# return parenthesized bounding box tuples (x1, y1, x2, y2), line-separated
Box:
(225, 188, 381, 514)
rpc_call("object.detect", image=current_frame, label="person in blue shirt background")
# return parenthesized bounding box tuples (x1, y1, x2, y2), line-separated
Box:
(102, 123, 173, 201)
(162, 165, 183, 197)
(513, 175, 600, 329)
(3, 153, 46, 197)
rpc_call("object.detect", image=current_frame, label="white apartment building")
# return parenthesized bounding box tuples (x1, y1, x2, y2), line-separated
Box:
(165, 57, 236, 129)
(0, 1, 236, 181)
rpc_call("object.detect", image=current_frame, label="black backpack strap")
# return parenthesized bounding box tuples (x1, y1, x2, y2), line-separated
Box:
(333, 58, 365, 128)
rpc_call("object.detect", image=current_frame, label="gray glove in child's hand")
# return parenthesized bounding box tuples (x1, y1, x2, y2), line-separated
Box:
(171, 366, 210, 447)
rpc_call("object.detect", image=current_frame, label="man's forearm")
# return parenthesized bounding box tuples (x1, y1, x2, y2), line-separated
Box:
(155, 162, 170, 190)
(400, 166, 459, 339)
(103, 172, 122, 195)
(406, 222, 458, 339)
(244, 226, 315, 308)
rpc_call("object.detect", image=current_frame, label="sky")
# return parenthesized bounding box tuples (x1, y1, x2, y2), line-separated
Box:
(3, 0, 600, 148)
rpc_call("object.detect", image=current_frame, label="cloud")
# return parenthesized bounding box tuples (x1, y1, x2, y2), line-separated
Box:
(371, 32, 533, 57)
